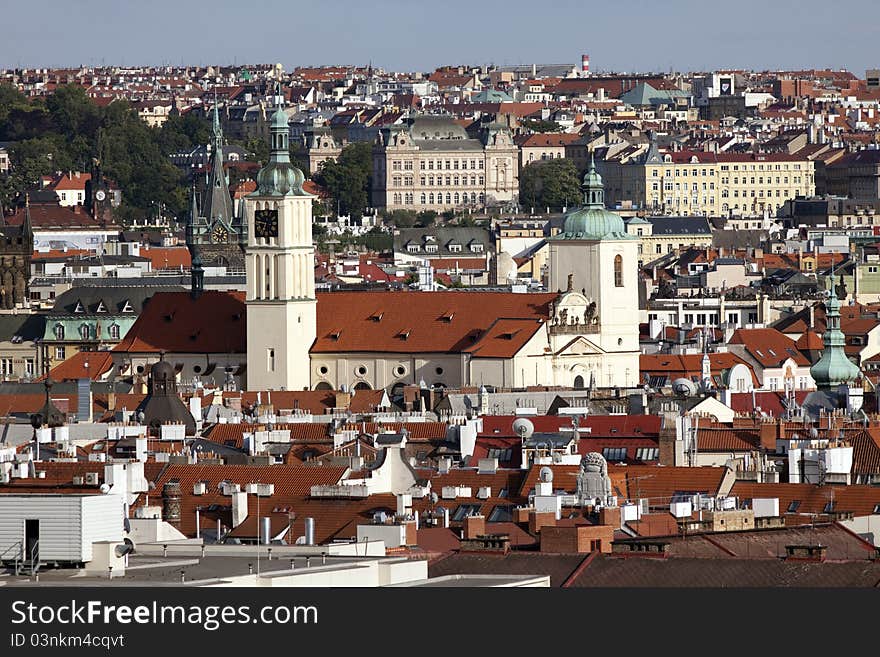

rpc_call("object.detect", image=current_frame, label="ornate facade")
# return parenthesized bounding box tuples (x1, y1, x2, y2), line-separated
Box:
(372, 114, 518, 212)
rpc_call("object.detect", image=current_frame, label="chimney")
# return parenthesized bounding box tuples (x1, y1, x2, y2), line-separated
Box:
(161, 481, 182, 526)
(528, 510, 557, 534)
(334, 390, 351, 410)
(598, 506, 621, 528)
(759, 419, 777, 451)
(463, 514, 486, 540)
(784, 544, 827, 562)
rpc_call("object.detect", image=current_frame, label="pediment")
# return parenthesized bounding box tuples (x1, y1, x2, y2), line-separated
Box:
(555, 335, 603, 356)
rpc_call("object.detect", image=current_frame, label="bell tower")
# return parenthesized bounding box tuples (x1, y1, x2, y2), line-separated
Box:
(244, 89, 316, 391)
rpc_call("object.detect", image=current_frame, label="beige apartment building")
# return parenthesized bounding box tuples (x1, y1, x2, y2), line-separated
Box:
(373, 115, 518, 212)
(600, 143, 815, 217)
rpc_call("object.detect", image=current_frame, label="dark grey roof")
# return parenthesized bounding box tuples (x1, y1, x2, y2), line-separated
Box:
(394, 226, 493, 257)
(0, 314, 45, 342)
(648, 217, 712, 235)
(50, 285, 185, 315)
(712, 229, 770, 250)
(714, 257, 744, 265)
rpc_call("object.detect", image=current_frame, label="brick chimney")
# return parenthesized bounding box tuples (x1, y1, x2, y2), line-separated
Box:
(598, 506, 621, 528)
(463, 514, 486, 540)
(528, 510, 556, 534)
(759, 419, 777, 451)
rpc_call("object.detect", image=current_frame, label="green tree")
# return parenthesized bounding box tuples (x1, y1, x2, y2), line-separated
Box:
(521, 119, 562, 133)
(519, 159, 582, 211)
(314, 142, 372, 217)
(383, 209, 417, 228)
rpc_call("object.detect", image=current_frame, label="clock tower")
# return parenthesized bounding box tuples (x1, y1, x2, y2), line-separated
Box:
(244, 94, 316, 391)
(186, 102, 247, 270)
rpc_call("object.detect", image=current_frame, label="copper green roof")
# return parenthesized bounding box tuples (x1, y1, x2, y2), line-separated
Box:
(550, 153, 634, 241)
(809, 274, 860, 388)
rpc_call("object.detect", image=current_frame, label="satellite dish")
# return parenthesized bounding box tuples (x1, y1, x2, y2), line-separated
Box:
(512, 417, 535, 440)
(430, 492, 439, 505)
(539, 466, 554, 483)
(99, 483, 111, 494)
(671, 378, 698, 396)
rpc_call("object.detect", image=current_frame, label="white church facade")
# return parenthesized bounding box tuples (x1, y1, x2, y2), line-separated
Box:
(116, 110, 641, 394)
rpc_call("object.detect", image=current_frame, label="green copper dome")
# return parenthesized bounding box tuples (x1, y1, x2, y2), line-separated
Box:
(251, 92, 310, 197)
(556, 153, 629, 240)
(809, 275, 861, 388)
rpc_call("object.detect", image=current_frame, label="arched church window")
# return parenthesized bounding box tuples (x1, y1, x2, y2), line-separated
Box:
(574, 375, 585, 389)
(614, 254, 623, 287)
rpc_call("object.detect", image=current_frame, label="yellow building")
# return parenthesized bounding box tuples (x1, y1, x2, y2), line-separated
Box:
(625, 216, 713, 266)
(600, 144, 815, 217)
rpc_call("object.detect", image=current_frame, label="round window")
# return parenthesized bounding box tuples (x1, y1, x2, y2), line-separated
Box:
(435, 367, 444, 375)
(193, 365, 202, 374)
(357, 366, 367, 376)
(395, 366, 406, 377)
(319, 365, 328, 375)
(136, 365, 145, 374)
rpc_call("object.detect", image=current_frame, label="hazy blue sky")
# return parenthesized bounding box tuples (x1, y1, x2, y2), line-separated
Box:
(3, 0, 878, 75)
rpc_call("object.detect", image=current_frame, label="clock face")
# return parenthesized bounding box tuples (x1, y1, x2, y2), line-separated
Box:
(254, 208, 279, 239)
(211, 223, 229, 242)
(95, 190, 106, 202)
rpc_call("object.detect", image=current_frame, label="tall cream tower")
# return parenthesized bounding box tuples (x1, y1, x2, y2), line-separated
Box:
(244, 94, 316, 390)
(546, 155, 640, 388)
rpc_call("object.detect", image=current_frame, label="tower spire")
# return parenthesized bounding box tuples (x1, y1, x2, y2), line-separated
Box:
(581, 150, 605, 209)
(809, 271, 860, 389)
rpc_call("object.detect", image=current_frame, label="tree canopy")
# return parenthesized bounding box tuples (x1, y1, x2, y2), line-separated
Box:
(313, 142, 373, 217)
(518, 158, 583, 212)
(0, 83, 212, 222)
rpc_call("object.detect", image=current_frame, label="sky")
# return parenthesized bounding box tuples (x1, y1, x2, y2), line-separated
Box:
(2, 0, 878, 75)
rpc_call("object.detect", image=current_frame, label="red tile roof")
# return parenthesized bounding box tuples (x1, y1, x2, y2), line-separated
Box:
(143, 247, 191, 270)
(729, 328, 810, 367)
(112, 291, 246, 354)
(42, 351, 114, 382)
(312, 291, 556, 354)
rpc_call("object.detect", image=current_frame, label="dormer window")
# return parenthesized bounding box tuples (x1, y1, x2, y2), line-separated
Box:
(470, 243, 484, 253)
(449, 243, 462, 253)
(74, 301, 85, 313)
(426, 245, 438, 254)
(54, 324, 64, 340)
(121, 300, 134, 313)
(407, 244, 419, 253)
(95, 300, 107, 313)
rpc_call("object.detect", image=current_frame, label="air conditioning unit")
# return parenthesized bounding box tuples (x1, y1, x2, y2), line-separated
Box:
(193, 482, 207, 496)
(85, 472, 99, 486)
(477, 486, 491, 499)
(245, 483, 259, 494)
(257, 483, 274, 497)
(220, 481, 240, 495)
(73, 475, 85, 485)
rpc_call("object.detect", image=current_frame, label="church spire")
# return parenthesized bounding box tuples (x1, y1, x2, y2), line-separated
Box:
(200, 96, 235, 230)
(582, 151, 605, 209)
(809, 273, 860, 389)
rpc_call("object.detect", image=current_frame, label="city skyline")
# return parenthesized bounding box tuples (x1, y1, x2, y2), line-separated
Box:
(3, 0, 879, 75)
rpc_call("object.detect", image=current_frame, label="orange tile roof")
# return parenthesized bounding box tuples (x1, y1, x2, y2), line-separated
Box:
(463, 318, 544, 358)
(313, 291, 556, 354)
(112, 291, 246, 354)
(143, 247, 191, 270)
(42, 351, 114, 382)
(729, 328, 810, 367)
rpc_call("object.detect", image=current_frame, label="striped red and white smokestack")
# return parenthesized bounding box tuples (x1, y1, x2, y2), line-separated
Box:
(581, 54, 590, 73)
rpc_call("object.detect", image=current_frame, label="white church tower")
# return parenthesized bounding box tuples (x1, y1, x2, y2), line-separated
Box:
(244, 93, 316, 391)
(546, 154, 640, 388)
